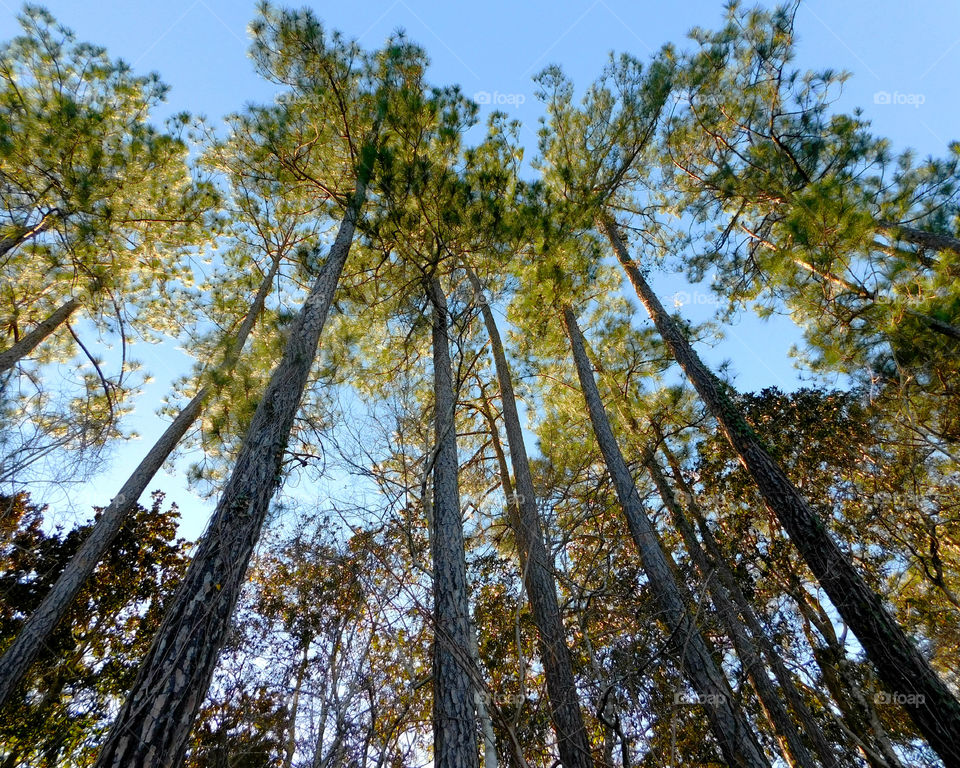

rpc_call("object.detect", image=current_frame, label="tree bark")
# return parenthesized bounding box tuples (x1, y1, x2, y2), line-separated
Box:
(468, 266, 594, 768)
(0, 296, 79, 375)
(645, 456, 815, 768)
(426, 274, 480, 768)
(561, 305, 770, 768)
(599, 213, 960, 767)
(0, 249, 283, 710)
(790, 584, 905, 768)
(92, 172, 370, 768)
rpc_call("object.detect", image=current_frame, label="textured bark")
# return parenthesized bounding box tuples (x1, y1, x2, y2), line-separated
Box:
(658, 443, 845, 768)
(645, 457, 814, 768)
(0, 296, 79, 375)
(561, 306, 769, 768)
(0, 249, 283, 710)
(426, 275, 479, 768)
(468, 267, 594, 768)
(476, 397, 533, 768)
(0, 386, 202, 707)
(92, 177, 368, 768)
(600, 214, 960, 767)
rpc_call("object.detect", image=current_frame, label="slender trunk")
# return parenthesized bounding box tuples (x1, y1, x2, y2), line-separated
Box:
(476, 393, 522, 549)
(469, 615, 499, 768)
(561, 306, 769, 768)
(476, 395, 530, 768)
(820, 703, 897, 768)
(284, 642, 311, 768)
(658, 443, 845, 768)
(600, 214, 960, 767)
(310, 628, 340, 768)
(0, 296, 79, 375)
(0, 387, 202, 707)
(426, 274, 479, 768)
(468, 266, 594, 768)
(645, 457, 814, 768)
(835, 657, 904, 768)
(92, 171, 370, 768)
(582, 631, 617, 767)
(0, 250, 283, 710)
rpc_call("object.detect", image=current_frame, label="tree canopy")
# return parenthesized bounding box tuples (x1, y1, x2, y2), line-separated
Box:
(1, 3, 959, 768)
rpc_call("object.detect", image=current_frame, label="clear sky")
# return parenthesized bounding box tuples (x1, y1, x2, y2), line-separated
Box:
(3, 0, 958, 538)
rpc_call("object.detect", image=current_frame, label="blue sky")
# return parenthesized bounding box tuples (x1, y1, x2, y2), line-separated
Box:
(0, 0, 955, 153)
(3, 0, 958, 538)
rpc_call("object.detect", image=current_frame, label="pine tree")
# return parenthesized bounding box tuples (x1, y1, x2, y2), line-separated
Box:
(0, 7, 216, 372)
(535, 41, 960, 763)
(92, 11, 416, 763)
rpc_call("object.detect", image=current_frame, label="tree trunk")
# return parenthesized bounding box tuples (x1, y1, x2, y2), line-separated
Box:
(468, 266, 594, 768)
(600, 214, 960, 767)
(561, 305, 769, 768)
(645, 457, 815, 768)
(0, 296, 79, 375)
(0, 249, 284, 710)
(284, 642, 312, 768)
(658, 443, 845, 768)
(92, 174, 369, 768)
(426, 274, 480, 768)
(469, 615, 499, 768)
(476, 394, 531, 768)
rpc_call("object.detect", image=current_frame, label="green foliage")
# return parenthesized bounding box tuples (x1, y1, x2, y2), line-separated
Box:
(0, 6, 220, 487)
(660, 3, 960, 446)
(697, 387, 959, 673)
(0, 490, 189, 767)
(0, 6, 217, 338)
(3, 4, 960, 767)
